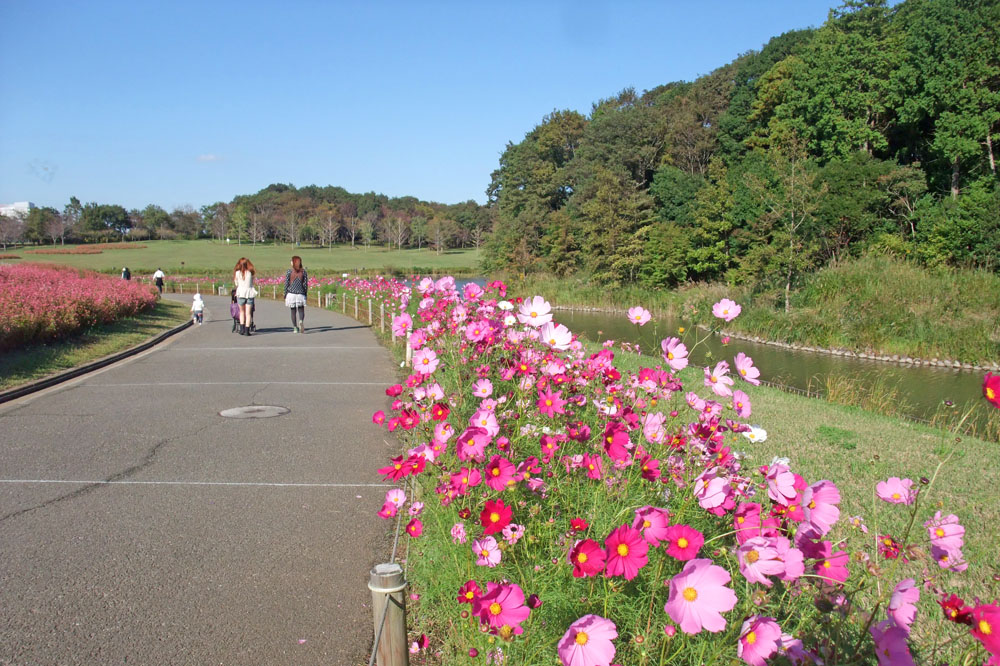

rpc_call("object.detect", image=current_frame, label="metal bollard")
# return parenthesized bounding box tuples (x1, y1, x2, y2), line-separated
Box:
(368, 563, 409, 666)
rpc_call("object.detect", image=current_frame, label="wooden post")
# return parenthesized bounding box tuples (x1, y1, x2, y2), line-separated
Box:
(317, 291, 321, 307)
(405, 340, 412, 367)
(342, 293, 346, 312)
(368, 563, 409, 666)
(273, 285, 276, 299)
(354, 295, 358, 319)
(368, 299, 372, 325)
(380, 302, 385, 334)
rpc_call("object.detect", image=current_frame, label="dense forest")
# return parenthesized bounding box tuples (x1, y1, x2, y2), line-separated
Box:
(0, 186, 491, 254)
(483, 0, 999, 306)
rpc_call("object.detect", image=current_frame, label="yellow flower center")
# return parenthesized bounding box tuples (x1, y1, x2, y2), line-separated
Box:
(682, 587, 698, 602)
(677, 537, 689, 549)
(489, 602, 502, 616)
(549, 339, 557, 345)
(808, 501, 816, 509)
(635, 315, 642, 321)
(892, 493, 901, 500)
(577, 552, 588, 564)
(393, 464, 402, 470)
(746, 550, 760, 563)
(530, 311, 538, 318)
(545, 399, 552, 406)
(740, 369, 747, 376)
(746, 631, 756, 645)
(575, 631, 589, 646)
(935, 527, 945, 537)
(461, 477, 468, 484)
(823, 560, 832, 569)
(490, 512, 500, 523)
(492, 468, 500, 476)
(979, 620, 992, 635)
(481, 550, 490, 558)
(617, 544, 629, 557)
(988, 387, 996, 400)
(667, 352, 674, 360)
(710, 376, 717, 383)
(643, 520, 651, 529)
(737, 516, 745, 524)
(422, 358, 429, 365)
(465, 591, 474, 600)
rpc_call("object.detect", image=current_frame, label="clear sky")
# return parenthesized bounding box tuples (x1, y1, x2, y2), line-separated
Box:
(0, 1, 836, 212)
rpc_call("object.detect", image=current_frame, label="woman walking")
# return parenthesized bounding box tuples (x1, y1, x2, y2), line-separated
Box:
(284, 255, 308, 333)
(233, 257, 257, 336)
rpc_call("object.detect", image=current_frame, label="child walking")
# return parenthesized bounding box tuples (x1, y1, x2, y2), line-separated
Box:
(191, 292, 205, 325)
(230, 289, 240, 332)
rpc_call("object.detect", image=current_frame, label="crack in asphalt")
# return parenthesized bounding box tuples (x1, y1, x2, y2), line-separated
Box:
(0, 421, 220, 525)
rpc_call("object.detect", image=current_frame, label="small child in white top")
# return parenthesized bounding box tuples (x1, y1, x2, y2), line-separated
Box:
(191, 292, 205, 325)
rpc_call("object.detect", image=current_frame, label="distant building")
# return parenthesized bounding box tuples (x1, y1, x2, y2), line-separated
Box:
(0, 202, 36, 217)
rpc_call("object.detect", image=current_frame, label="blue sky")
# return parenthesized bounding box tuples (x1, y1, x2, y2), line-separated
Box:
(0, 1, 836, 212)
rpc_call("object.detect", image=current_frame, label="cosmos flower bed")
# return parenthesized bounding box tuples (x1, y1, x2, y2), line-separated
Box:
(361, 276, 998, 665)
(0, 263, 158, 350)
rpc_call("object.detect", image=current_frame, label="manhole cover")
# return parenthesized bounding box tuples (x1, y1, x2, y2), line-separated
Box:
(219, 405, 290, 419)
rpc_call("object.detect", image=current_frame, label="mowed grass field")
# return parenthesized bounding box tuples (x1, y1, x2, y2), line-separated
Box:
(3, 240, 482, 275)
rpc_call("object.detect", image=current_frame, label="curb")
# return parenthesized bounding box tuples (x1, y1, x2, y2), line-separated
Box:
(0, 320, 193, 405)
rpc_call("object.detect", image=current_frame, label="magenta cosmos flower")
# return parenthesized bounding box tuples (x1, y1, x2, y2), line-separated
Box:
(971, 604, 1000, 656)
(876, 477, 916, 505)
(569, 539, 606, 578)
(661, 337, 689, 372)
(713, 298, 741, 322)
(734, 352, 760, 385)
(984, 372, 1000, 409)
(405, 518, 423, 537)
(737, 616, 782, 666)
(665, 559, 737, 634)
(627, 306, 651, 326)
(473, 581, 531, 633)
(663, 524, 704, 561)
(604, 525, 649, 580)
(517, 295, 553, 327)
(557, 614, 618, 666)
(537, 387, 567, 418)
(484, 455, 516, 492)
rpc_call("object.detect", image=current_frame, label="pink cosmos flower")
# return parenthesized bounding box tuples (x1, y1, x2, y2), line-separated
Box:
(472, 378, 493, 398)
(537, 387, 567, 418)
(517, 295, 553, 327)
(734, 352, 761, 385)
(664, 558, 738, 634)
(627, 306, 651, 326)
(484, 455, 516, 492)
(391, 313, 412, 337)
(876, 477, 916, 505)
(474, 581, 531, 633)
(502, 523, 525, 545)
(924, 511, 965, 552)
(472, 536, 501, 567)
(412, 347, 440, 375)
(775, 537, 805, 581)
(713, 298, 742, 321)
(464, 319, 489, 342)
(870, 620, 916, 666)
(888, 578, 919, 632)
(802, 480, 841, 537)
(372, 410, 386, 425)
(603, 525, 649, 581)
(632, 506, 670, 546)
(694, 470, 731, 511)
(470, 408, 500, 437)
(737, 616, 782, 666)
(971, 604, 1000, 656)
(457, 580, 481, 605)
(451, 522, 467, 544)
(557, 614, 618, 666)
(449, 466, 482, 495)
(732, 390, 752, 418)
(663, 524, 704, 561)
(766, 464, 797, 506)
(812, 541, 849, 584)
(661, 337, 689, 372)
(737, 537, 785, 587)
(377, 501, 397, 519)
(569, 539, 607, 578)
(456, 426, 491, 462)
(931, 544, 969, 572)
(704, 361, 735, 397)
(385, 488, 406, 508)
(540, 321, 573, 350)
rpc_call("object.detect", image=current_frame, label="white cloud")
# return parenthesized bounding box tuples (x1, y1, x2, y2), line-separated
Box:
(197, 154, 221, 162)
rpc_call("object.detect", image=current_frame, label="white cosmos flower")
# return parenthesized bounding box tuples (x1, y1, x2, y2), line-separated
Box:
(742, 426, 768, 443)
(517, 295, 553, 327)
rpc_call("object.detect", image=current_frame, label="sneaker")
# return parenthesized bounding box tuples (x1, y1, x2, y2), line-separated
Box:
(299, 323, 305, 334)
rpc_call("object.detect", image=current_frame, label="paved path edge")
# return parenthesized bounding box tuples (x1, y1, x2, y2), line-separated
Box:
(0, 319, 193, 405)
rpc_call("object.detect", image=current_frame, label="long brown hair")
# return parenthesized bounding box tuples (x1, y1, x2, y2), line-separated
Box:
(290, 255, 303, 279)
(234, 257, 255, 276)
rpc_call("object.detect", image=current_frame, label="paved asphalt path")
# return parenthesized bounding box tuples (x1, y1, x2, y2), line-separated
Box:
(0, 294, 400, 665)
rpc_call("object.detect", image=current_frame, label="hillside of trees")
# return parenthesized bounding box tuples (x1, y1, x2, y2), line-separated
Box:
(0, 186, 492, 254)
(483, 0, 1000, 307)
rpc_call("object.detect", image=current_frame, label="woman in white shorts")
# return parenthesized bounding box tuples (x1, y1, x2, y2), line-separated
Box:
(284, 255, 308, 333)
(233, 257, 256, 336)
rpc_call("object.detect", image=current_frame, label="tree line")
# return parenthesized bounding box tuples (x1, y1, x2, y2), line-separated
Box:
(0, 185, 493, 253)
(482, 0, 1000, 307)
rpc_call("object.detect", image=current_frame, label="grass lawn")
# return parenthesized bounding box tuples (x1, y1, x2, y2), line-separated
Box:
(0, 299, 190, 391)
(3, 240, 482, 275)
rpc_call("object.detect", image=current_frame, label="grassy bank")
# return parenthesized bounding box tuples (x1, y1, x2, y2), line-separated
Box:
(0, 239, 481, 276)
(0, 299, 190, 391)
(509, 255, 1000, 366)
